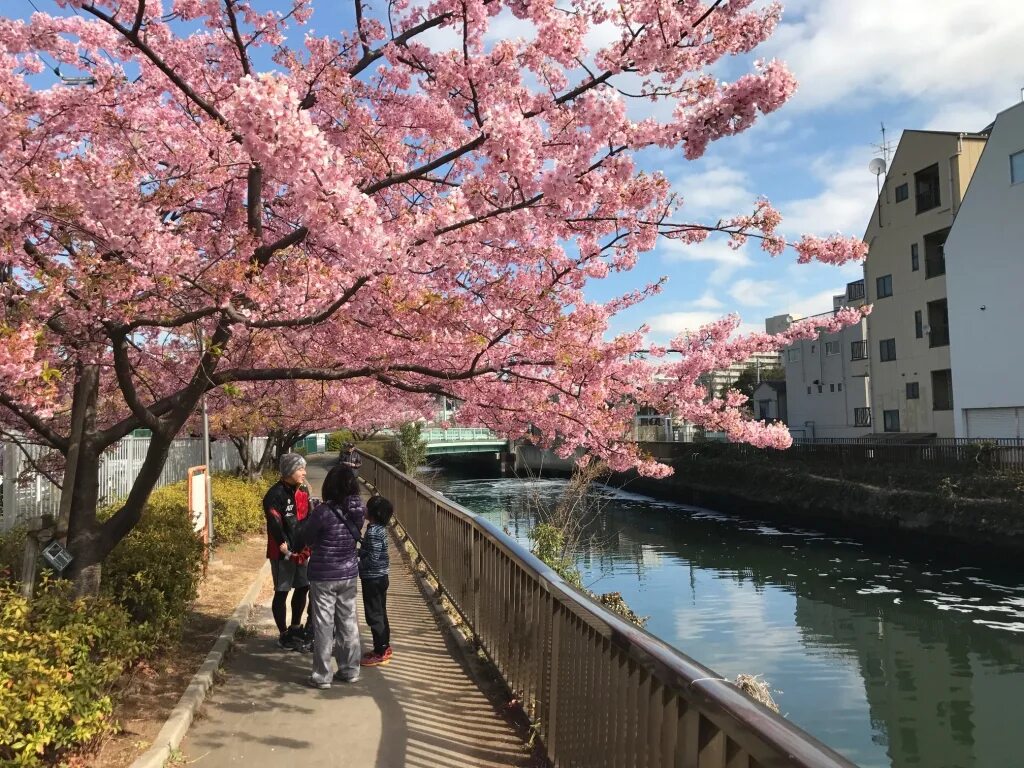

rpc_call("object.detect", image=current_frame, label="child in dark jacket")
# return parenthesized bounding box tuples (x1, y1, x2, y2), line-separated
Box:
(359, 495, 393, 666)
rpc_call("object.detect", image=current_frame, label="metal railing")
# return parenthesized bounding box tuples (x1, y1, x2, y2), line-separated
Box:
(359, 451, 857, 768)
(421, 427, 502, 442)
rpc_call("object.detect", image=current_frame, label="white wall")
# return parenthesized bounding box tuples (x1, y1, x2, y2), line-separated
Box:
(781, 307, 872, 438)
(946, 103, 1024, 438)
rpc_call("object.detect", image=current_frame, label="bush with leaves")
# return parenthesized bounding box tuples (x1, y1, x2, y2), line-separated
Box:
(100, 483, 205, 649)
(0, 525, 27, 581)
(396, 422, 428, 475)
(0, 577, 148, 766)
(209, 473, 275, 543)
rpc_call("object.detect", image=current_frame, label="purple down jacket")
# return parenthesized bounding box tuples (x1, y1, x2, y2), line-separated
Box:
(302, 494, 366, 582)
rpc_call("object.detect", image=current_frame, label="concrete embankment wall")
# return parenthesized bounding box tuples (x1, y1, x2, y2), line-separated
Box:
(515, 442, 1024, 558)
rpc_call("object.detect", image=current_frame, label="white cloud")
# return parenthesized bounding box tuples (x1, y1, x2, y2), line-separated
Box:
(728, 278, 780, 308)
(691, 291, 724, 310)
(924, 101, 997, 133)
(768, 0, 1024, 114)
(777, 151, 880, 240)
(645, 311, 761, 339)
(674, 163, 756, 219)
(659, 238, 754, 285)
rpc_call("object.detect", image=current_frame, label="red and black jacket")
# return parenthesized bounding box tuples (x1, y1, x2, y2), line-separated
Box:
(262, 480, 312, 564)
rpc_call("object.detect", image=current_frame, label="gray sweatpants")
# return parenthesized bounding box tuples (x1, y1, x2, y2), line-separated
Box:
(309, 578, 361, 685)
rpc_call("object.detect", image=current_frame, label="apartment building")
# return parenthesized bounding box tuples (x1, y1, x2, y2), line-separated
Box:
(861, 130, 988, 437)
(771, 295, 872, 438)
(945, 102, 1024, 438)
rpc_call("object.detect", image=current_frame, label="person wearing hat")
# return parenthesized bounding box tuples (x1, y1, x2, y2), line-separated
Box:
(263, 452, 312, 650)
(338, 441, 362, 474)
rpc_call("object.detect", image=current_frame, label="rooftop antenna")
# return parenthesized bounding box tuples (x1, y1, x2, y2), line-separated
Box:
(868, 155, 887, 228)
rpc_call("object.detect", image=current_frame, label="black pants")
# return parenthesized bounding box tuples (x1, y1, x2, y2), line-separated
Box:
(361, 576, 390, 654)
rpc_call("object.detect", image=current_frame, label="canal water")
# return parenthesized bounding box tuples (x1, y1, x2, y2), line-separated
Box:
(427, 471, 1024, 768)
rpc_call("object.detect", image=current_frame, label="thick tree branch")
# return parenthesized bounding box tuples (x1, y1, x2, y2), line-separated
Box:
(247, 275, 371, 328)
(348, 13, 454, 77)
(224, 0, 252, 76)
(0, 392, 69, 452)
(109, 332, 164, 433)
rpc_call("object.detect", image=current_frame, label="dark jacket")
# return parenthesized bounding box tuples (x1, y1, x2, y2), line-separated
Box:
(262, 481, 310, 562)
(300, 495, 366, 582)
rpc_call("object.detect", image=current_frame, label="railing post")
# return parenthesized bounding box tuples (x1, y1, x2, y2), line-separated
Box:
(547, 599, 562, 762)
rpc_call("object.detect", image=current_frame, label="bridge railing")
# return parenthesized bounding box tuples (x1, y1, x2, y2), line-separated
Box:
(421, 427, 500, 442)
(359, 451, 856, 768)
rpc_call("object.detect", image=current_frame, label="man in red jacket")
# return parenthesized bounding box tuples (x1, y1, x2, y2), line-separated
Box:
(263, 453, 312, 650)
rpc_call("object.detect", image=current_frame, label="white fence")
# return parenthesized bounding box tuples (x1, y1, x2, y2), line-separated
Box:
(0, 435, 268, 532)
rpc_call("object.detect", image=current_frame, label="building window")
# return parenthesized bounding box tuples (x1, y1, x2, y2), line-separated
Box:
(932, 369, 954, 411)
(787, 348, 800, 363)
(924, 227, 948, 278)
(1012, 150, 1024, 184)
(883, 409, 901, 432)
(817, 385, 823, 394)
(895, 182, 909, 202)
(825, 341, 840, 356)
(910, 243, 920, 271)
(879, 338, 897, 362)
(847, 280, 866, 301)
(807, 386, 812, 395)
(928, 299, 950, 347)
(810, 344, 816, 354)
(830, 383, 835, 392)
(838, 383, 843, 392)
(854, 407, 872, 427)
(915, 163, 941, 213)
(876, 274, 893, 299)
(915, 310, 923, 339)
(906, 382, 920, 399)
(851, 340, 868, 360)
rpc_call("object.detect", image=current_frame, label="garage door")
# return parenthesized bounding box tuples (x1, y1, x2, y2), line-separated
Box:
(965, 407, 1023, 439)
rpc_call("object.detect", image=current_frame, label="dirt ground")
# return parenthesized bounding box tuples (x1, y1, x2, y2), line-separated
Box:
(87, 536, 266, 768)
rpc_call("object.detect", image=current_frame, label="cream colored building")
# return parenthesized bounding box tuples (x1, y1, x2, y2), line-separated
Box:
(862, 130, 988, 437)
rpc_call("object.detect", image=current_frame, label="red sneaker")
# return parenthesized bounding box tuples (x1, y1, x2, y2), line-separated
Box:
(382, 647, 393, 660)
(360, 652, 390, 667)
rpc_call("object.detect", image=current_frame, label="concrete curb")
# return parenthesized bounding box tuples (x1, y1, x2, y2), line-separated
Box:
(129, 559, 271, 768)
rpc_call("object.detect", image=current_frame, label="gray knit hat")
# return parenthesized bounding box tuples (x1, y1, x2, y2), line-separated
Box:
(279, 452, 307, 478)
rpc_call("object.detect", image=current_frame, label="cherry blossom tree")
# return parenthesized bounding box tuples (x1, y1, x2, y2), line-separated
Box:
(0, 0, 866, 589)
(205, 379, 434, 477)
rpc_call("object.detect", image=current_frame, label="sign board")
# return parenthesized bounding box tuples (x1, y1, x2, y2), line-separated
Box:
(187, 466, 210, 544)
(41, 539, 73, 574)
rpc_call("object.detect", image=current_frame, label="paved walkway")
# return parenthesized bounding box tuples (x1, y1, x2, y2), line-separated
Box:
(180, 457, 531, 767)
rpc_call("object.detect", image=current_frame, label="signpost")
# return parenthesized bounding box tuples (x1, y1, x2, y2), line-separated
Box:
(187, 466, 211, 560)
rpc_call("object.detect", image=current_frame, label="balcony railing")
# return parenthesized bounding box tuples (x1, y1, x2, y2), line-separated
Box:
(846, 280, 866, 301)
(854, 407, 872, 427)
(358, 452, 858, 768)
(850, 340, 868, 360)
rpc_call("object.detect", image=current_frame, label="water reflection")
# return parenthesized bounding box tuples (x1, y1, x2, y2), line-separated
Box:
(430, 473, 1024, 768)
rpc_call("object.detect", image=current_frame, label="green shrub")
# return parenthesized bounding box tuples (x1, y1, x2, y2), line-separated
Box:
(0, 525, 27, 581)
(101, 483, 205, 649)
(209, 473, 271, 543)
(326, 429, 352, 453)
(0, 577, 147, 766)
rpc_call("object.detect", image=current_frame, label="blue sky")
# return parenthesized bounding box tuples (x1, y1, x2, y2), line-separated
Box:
(9, 0, 1024, 342)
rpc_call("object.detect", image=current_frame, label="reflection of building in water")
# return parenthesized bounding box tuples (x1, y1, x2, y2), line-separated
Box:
(794, 596, 1024, 768)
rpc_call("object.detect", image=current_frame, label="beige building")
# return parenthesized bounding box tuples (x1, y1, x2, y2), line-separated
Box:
(862, 130, 988, 437)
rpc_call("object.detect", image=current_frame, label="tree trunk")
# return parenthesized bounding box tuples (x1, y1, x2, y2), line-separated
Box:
(64, 444, 105, 596)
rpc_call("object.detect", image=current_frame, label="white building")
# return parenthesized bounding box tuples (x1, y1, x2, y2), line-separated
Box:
(773, 293, 872, 439)
(945, 101, 1024, 439)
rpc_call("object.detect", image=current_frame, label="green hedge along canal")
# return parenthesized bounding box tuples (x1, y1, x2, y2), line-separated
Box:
(428, 472, 1024, 768)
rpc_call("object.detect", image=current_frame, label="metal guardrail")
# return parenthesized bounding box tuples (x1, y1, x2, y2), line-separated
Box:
(359, 451, 857, 768)
(421, 427, 502, 442)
